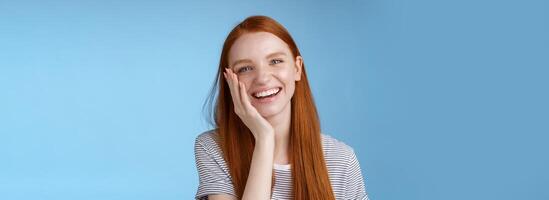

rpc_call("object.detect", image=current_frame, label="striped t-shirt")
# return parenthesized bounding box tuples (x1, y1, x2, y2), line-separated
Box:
(194, 130, 369, 200)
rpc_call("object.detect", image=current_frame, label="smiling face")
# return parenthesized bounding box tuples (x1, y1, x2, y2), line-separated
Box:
(227, 32, 303, 118)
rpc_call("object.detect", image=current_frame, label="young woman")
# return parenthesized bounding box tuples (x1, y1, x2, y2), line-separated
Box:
(195, 15, 369, 200)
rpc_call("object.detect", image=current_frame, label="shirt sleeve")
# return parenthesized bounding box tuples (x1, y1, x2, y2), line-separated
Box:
(345, 149, 370, 200)
(194, 135, 237, 200)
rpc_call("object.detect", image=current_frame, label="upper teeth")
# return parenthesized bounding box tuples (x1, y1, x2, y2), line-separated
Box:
(254, 88, 280, 98)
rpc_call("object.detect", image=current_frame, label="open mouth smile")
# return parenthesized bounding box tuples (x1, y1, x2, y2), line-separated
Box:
(251, 87, 282, 103)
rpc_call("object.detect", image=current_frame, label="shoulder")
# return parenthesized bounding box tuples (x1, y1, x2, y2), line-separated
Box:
(193, 129, 231, 175)
(194, 129, 236, 199)
(194, 129, 222, 155)
(320, 133, 360, 171)
(321, 133, 356, 158)
(321, 133, 367, 199)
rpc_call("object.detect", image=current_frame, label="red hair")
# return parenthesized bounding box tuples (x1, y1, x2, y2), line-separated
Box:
(204, 15, 335, 200)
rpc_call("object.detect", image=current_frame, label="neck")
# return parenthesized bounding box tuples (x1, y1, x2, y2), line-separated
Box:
(264, 103, 291, 165)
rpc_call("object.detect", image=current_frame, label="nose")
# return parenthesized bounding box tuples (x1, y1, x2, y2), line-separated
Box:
(253, 63, 272, 85)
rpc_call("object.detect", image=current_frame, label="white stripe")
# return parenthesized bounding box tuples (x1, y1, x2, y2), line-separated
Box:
(194, 130, 370, 200)
(273, 163, 291, 170)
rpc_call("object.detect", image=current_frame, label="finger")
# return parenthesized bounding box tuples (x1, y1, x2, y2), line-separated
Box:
(225, 68, 244, 113)
(239, 82, 255, 114)
(229, 69, 244, 109)
(224, 69, 242, 112)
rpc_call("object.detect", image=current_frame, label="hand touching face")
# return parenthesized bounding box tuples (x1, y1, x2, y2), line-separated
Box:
(227, 32, 303, 119)
(224, 67, 275, 140)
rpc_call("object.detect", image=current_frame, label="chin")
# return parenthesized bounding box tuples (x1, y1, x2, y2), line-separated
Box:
(257, 107, 280, 118)
(252, 93, 292, 119)
(255, 100, 291, 119)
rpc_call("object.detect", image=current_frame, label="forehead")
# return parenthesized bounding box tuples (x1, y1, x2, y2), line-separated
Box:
(228, 32, 291, 63)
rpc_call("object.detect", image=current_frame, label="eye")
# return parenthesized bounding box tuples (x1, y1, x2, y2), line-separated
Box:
(271, 59, 283, 65)
(237, 66, 253, 73)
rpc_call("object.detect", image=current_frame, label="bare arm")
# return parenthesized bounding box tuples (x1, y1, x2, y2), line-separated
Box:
(208, 138, 274, 200)
(241, 135, 274, 200)
(208, 136, 274, 200)
(223, 68, 275, 200)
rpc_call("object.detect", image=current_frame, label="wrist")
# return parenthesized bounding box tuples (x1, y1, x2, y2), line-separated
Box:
(255, 132, 275, 147)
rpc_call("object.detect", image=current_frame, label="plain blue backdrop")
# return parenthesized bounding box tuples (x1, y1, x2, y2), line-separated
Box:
(1, 0, 548, 199)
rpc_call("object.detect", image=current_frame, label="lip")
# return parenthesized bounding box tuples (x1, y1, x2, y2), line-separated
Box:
(250, 87, 282, 104)
(250, 87, 282, 96)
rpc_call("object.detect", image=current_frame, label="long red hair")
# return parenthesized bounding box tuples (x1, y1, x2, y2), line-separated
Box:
(204, 15, 335, 200)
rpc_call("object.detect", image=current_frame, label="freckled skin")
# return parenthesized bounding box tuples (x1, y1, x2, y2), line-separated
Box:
(228, 32, 302, 118)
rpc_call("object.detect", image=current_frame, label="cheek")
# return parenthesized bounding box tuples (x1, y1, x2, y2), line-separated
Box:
(277, 71, 296, 94)
(277, 67, 297, 83)
(238, 77, 253, 91)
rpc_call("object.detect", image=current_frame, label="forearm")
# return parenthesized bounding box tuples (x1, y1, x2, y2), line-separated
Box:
(242, 137, 274, 200)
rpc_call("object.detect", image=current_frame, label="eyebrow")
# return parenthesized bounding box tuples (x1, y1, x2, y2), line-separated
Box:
(230, 51, 288, 68)
(266, 51, 287, 58)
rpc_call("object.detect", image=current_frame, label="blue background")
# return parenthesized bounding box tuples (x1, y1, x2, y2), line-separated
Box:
(1, 0, 548, 199)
